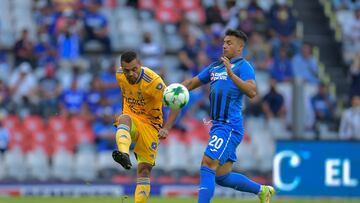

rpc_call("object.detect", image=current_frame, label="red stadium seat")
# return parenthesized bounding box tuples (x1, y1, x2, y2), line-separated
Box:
(70, 116, 90, 132)
(8, 129, 29, 153)
(23, 115, 45, 132)
(138, 0, 156, 10)
(185, 8, 206, 24)
(52, 130, 76, 154)
(30, 129, 53, 156)
(158, 0, 178, 10)
(155, 8, 181, 24)
(1, 114, 21, 131)
(179, 0, 201, 11)
(47, 115, 69, 132)
(75, 129, 95, 145)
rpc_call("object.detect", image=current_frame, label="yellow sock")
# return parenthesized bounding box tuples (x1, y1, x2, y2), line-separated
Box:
(115, 124, 131, 154)
(135, 178, 150, 203)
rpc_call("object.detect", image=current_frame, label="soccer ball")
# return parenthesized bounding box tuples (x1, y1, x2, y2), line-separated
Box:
(163, 83, 190, 109)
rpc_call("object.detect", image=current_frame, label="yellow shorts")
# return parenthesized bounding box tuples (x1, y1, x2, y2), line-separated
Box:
(128, 115, 159, 165)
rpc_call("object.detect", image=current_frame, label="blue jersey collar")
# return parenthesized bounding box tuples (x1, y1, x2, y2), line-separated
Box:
(230, 57, 243, 64)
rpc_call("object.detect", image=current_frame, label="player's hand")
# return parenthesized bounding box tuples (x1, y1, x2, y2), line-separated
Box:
(158, 128, 169, 139)
(221, 56, 234, 78)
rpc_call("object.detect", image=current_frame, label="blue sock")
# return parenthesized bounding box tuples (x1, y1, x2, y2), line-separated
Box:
(198, 166, 216, 203)
(216, 172, 261, 194)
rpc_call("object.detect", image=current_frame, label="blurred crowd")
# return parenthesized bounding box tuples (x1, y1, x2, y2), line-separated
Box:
(0, 0, 359, 181)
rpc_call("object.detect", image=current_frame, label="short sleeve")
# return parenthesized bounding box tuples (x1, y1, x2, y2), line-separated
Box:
(151, 77, 166, 100)
(197, 65, 211, 84)
(236, 61, 255, 81)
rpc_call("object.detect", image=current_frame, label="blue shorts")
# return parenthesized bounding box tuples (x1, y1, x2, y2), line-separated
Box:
(204, 124, 243, 165)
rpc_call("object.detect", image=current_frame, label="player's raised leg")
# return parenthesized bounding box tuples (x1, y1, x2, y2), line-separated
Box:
(112, 114, 132, 170)
(134, 158, 153, 203)
(216, 162, 275, 203)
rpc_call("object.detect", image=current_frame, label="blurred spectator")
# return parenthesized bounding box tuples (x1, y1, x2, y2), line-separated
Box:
(311, 83, 336, 123)
(85, 77, 103, 118)
(138, 32, 164, 76)
(270, 46, 293, 82)
(0, 80, 10, 112)
(349, 53, 360, 97)
(292, 43, 319, 84)
(194, 51, 211, 77)
(34, 27, 57, 67)
(178, 35, 201, 73)
(92, 99, 117, 151)
(59, 79, 87, 117)
(8, 62, 38, 105)
(339, 95, 360, 139)
(99, 61, 121, 105)
(262, 79, 286, 120)
(204, 1, 224, 25)
(38, 64, 61, 117)
(237, 9, 254, 36)
(57, 62, 92, 91)
(269, 0, 298, 57)
(0, 52, 10, 81)
(204, 30, 223, 63)
(269, 1, 296, 39)
(332, 0, 358, 11)
(252, 8, 269, 36)
(81, 0, 111, 54)
(14, 29, 34, 67)
(0, 119, 9, 153)
(246, 32, 272, 70)
(342, 7, 360, 63)
(57, 11, 81, 62)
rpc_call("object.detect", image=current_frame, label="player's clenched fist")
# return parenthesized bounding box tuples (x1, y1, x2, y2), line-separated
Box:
(158, 128, 169, 139)
(221, 56, 234, 78)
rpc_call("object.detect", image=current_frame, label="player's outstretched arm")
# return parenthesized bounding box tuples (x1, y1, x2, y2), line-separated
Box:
(158, 108, 180, 139)
(182, 76, 203, 91)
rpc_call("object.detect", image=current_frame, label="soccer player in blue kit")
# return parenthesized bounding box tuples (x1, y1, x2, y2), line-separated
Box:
(162, 29, 275, 203)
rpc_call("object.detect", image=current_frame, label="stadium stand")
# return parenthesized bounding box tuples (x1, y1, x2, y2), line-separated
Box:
(0, 0, 359, 185)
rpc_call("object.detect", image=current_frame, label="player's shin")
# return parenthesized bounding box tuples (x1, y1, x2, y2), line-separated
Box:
(215, 172, 261, 194)
(198, 166, 216, 203)
(116, 124, 132, 154)
(135, 177, 150, 203)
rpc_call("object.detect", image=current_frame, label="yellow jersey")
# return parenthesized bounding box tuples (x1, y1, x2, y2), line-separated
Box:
(116, 66, 166, 131)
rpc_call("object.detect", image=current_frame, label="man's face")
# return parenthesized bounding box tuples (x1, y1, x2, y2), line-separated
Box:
(352, 96, 360, 107)
(121, 59, 141, 84)
(223, 35, 242, 59)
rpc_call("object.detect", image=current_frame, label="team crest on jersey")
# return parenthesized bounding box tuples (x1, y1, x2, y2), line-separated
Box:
(210, 72, 228, 81)
(151, 142, 157, 150)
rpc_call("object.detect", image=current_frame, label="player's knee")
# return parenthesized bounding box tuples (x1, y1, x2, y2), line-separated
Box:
(201, 156, 218, 170)
(137, 164, 152, 178)
(116, 114, 132, 128)
(215, 174, 230, 186)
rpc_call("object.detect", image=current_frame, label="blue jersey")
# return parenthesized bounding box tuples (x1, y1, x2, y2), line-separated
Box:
(197, 57, 255, 130)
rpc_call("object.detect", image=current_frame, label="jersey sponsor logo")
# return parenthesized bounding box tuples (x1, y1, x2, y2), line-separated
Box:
(210, 72, 228, 81)
(125, 97, 145, 106)
(151, 142, 157, 150)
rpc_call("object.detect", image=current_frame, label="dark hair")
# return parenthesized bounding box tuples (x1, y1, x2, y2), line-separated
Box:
(121, 51, 138, 63)
(225, 29, 248, 43)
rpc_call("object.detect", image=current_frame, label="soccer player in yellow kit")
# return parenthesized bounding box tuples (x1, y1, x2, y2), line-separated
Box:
(113, 51, 178, 203)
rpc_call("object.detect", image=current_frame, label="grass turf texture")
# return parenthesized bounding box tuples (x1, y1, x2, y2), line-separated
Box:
(1, 197, 360, 203)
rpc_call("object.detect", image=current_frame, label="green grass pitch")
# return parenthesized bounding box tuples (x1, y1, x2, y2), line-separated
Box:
(1, 197, 360, 203)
